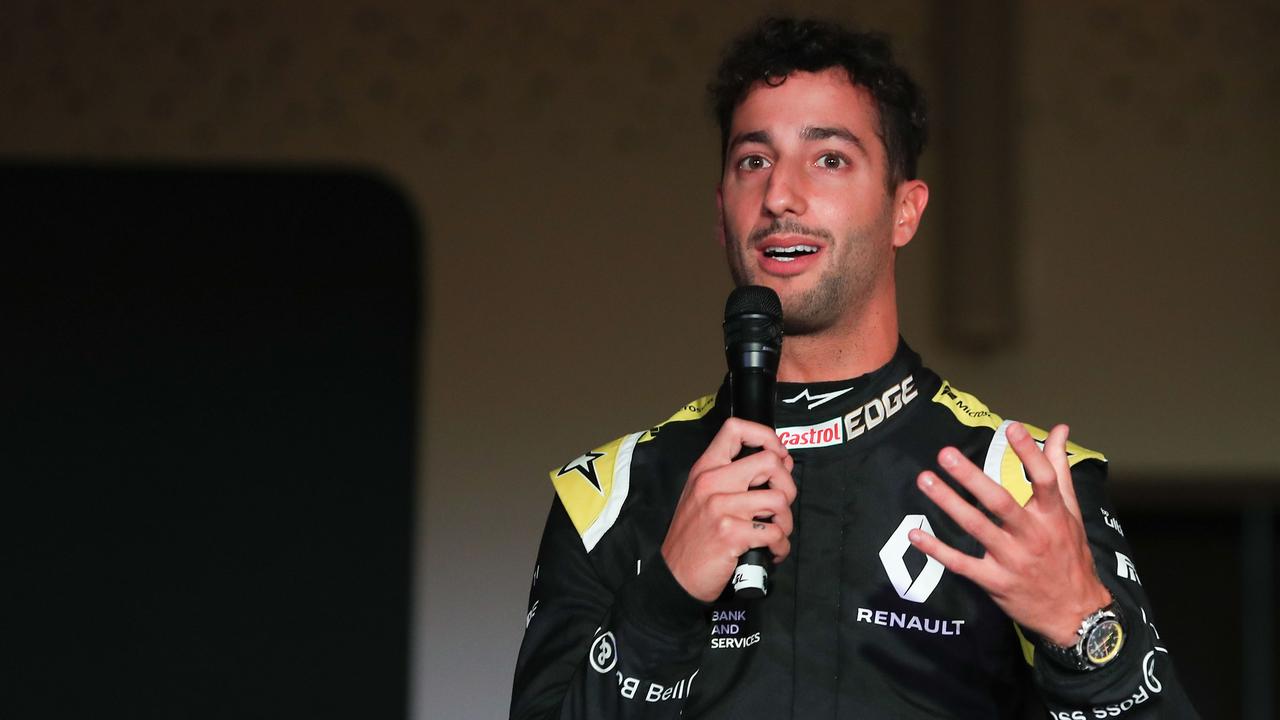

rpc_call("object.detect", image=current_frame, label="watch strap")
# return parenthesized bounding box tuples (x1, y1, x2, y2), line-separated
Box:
(1036, 599, 1125, 672)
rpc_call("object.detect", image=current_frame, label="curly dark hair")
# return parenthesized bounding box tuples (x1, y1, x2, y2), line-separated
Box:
(708, 16, 928, 189)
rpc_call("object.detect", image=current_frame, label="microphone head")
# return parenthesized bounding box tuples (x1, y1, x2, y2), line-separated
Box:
(724, 285, 782, 323)
(723, 285, 783, 372)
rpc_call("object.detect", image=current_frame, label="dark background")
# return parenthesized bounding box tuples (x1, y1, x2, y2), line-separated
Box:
(5, 167, 418, 718)
(1111, 490, 1277, 718)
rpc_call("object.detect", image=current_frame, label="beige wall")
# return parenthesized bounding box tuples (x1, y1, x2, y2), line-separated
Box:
(4, 2, 1276, 718)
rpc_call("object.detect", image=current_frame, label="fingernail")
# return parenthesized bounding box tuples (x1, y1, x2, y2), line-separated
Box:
(908, 529, 922, 543)
(939, 449, 958, 468)
(1007, 422, 1025, 440)
(918, 472, 934, 489)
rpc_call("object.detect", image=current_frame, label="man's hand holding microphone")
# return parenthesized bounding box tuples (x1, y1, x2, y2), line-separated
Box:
(661, 286, 794, 602)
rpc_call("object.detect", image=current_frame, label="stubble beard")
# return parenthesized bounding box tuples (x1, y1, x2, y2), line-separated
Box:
(724, 209, 894, 337)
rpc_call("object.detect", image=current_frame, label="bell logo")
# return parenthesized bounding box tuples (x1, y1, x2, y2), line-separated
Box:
(878, 515, 946, 603)
(589, 631, 618, 674)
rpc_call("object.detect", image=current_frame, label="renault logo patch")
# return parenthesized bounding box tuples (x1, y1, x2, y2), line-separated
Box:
(878, 515, 946, 603)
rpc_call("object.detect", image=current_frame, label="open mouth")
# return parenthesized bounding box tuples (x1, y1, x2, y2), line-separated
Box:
(762, 244, 820, 263)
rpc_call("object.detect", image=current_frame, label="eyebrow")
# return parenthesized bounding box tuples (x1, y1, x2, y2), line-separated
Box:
(727, 130, 771, 153)
(726, 126, 868, 156)
(801, 125, 867, 155)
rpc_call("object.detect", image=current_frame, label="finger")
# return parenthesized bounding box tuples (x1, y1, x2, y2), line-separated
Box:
(906, 526, 993, 587)
(715, 489, 794, 536)
(1045, 424, 1084, 520)
(936, 446, 1027, 531)
(751, 521, 791, 563)
(691, 417, 788, 484)
(751, 504, 794, 538)
(734, 444, 798, 504)
(1040, 423, 1070, 480)
(1006, 422, 1062, 508)
(760, 455, 798, 505)
(695, 446, 791, 495)
(720, 516, 789, 560)
(694, 417, 791, 475)
(690, 419, 752, 472)
(735, 448, 795, 499)
(917, 471, 1014, 561)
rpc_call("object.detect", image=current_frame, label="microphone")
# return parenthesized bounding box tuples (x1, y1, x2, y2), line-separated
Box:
(723, 285, 783, 599)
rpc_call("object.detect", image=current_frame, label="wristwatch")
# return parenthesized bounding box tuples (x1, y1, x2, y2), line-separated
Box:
(1037, 599, 1126, 671)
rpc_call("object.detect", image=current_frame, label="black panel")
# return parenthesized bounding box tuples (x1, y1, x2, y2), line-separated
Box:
(4, 165, 419, 719)
(1114, 499, 1280, 719)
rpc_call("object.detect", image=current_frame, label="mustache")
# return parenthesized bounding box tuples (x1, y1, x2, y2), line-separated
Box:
(748, 218, 833, 246)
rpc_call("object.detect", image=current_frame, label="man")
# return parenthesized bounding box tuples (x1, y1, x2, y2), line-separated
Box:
(511, 17, 1197, 719)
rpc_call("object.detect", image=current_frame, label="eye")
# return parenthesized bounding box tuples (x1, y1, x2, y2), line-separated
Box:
(737, 155, 772, 171)
(816, 153, 849, 170)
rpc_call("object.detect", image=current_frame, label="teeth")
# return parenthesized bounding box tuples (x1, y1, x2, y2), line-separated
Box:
(765, 244, 818, 258)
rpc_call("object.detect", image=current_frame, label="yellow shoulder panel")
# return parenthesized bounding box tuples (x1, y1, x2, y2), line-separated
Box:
(639, 394, 716, 443)
(985, 420, 1107, 509)
(550, 433, 634, 542)
(1014, 624, 1036, 667)
(550, 393, 716, 551)
(934, 380, 1106, 508)
(932, 380, 1003, 430)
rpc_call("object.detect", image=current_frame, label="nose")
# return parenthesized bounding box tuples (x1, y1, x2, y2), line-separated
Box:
(762, 159, 808, 217)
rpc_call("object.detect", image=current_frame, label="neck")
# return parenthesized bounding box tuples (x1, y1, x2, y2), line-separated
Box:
(776, 286, 900, 383)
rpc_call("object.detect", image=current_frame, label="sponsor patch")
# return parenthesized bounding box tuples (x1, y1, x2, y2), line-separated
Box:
(1116, 551, 1142, 584)
(589, 631, 618, 673)
(1102, 508, 1125, 536)
(845, 374, 918, 440)
(556, 451, 607, 494)
(878, 514, 946, 603)
(933, 381, 997, 428)
(614, 669, 699, 703)
(855, 607, 965, 636)
(708, 608, 761, 650)
(639, 394, 716, 443)
(782, 386, 853, 410)
(775, 416, 843, 449)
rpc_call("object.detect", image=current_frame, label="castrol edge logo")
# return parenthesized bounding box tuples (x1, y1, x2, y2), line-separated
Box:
(775, 374, 918, 450)
(776, 416, 844, 449)
(845, 375, 917, 440)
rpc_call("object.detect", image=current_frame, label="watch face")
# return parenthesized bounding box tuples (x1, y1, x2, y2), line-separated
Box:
(1085, 618, 1124, 666)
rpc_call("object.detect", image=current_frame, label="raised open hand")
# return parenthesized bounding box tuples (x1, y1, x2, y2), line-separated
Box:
(908, 422, 1111, 645)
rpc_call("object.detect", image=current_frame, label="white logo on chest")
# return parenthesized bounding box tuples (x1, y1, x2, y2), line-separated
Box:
(878, 514, 945, 603)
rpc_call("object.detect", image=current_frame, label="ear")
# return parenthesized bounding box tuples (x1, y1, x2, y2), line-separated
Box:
(891, 179, 929, 249)
(715, 184, 726, 248)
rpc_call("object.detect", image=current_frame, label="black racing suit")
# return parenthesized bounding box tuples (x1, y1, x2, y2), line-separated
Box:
(511, 341, 1198, 719)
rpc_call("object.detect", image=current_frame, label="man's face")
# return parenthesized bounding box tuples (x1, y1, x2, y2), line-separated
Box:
(718, 68, 901, 336)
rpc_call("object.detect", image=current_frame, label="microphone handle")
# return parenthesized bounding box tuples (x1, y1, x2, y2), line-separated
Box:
(731, 368, 774, 599)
